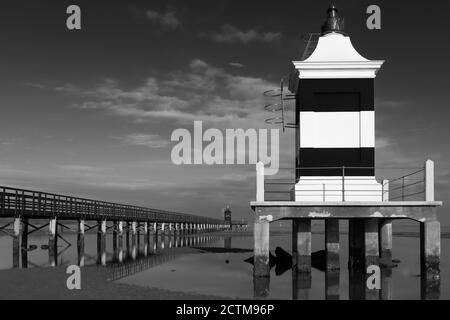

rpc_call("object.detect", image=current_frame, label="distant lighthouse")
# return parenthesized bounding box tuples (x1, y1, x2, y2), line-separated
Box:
(289, 5, 384, 201)
(223, 205, 232, 228)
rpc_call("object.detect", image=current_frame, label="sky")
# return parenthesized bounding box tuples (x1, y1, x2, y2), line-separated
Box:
(0, 0, 449, 224)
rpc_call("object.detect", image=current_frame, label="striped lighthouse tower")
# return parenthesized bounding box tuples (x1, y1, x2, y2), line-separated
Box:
(289, 5, 384, 201)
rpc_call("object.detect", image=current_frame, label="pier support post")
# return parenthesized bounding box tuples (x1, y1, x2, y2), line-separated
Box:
(131, 221, 137, 259)
(379, 219, 393, 266)
(144, 222, 149, 256)
(161, 222, 166, 236)
(77, 219, 85, 266)
(126, 221, 130, 253)
(21, 217, 28, 268)
(118, 221, 124, 262)
(293, 219, 311, 273)
(254, 218, 270, 277)
(97, 220, 106, 266)
(12, 217, 22, 268)
(348, 219, 365, 269)
(365, 218, 380, 300)
(381, 268, 393, 300)
(112, 221, 117, 259)
(365, 218, 380, 267)
(325, 219, 340, 271)
(292, 270, 311, 300)
(48, 217, 57, 267)
(420, 220, 440, 299)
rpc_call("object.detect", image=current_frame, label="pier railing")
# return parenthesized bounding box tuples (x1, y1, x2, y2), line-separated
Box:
(256, 160, 435, 202)
(0, 185, 227, 224)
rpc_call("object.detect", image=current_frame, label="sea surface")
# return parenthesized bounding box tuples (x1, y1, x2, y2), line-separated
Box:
(0, 220, 448, 300)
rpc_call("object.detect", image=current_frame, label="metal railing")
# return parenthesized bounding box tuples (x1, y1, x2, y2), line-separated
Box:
(0, 185, 237, 225)
(255, 160, 435, 202)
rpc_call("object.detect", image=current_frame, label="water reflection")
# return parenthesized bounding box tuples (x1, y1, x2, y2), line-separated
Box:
(1, 229, 444, 300)
(252, 247, 441, 300)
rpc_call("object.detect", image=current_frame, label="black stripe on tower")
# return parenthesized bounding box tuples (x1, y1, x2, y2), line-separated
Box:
(297, 79, 374, 112)
(298, 148, 374, 176)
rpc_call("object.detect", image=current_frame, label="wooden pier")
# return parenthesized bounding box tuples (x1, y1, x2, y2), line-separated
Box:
(0, 185, 247, 268)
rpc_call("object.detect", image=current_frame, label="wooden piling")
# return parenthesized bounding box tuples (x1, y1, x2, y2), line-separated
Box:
(48, 218, 57, 267)
(77, 219, 85, 266)
(12, 217, 21, 268)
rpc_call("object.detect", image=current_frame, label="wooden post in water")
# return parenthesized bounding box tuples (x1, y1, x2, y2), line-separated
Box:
(131, 221, 137, 259)
(12, 217, 22, 268)
(77, 219, 85, 266)
(118, 221, 124, 263)
(112, 221, 117, 260)
(143, 222, 149, 256)
(21, 217, 28, 268)
(97, 220, 106, 266)
(48, 217, 57, 267)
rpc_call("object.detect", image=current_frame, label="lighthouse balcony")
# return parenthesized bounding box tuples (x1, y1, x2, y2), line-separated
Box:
(293, 176, 382, 202)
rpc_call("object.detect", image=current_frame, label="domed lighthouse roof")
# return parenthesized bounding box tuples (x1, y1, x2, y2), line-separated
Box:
(289, 6, 384, 92)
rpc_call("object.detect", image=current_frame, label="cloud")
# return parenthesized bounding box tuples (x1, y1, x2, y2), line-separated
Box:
(229, 62, 244, 68)
(202, 24, 282, 44)
(116, 133, 170, 148)
(145, 6, 181, 29)
(56, 59, 277, 127)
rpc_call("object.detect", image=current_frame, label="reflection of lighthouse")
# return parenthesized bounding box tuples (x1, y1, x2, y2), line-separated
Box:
(223, 205, 232, 229)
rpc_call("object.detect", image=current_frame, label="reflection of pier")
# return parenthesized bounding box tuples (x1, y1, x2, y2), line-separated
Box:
(106, 235, 222, 281)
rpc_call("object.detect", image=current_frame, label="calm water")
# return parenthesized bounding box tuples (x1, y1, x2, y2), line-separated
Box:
(0, 221, 448, 299)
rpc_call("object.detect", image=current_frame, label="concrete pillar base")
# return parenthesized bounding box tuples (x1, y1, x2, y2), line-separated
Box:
(254, 219, 270, 278)
(293, 219, 311, 273)
(325, 219, 340, 271)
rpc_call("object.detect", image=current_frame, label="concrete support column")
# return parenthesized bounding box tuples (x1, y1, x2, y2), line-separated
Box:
(364, 218, 379, 267)
(161, 222, 166, 235)
(379, 219, 393, 266)
(365, 218, 380, 300)
(254, 218, 270, 277)
(292, 270, 311, 300)
(420, 220, 440, 299)
(12, 217, 22, 268)
(77, 219, 85, 266)
(48, 217, 57, 267)
(293, 219, 311, 273)
(348, 219, 365, 269)
(325, 219, 340, 271)
(325, 270, 340, 300)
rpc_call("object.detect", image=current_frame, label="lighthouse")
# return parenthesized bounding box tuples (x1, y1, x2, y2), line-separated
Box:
(289, 5, 384, 202)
